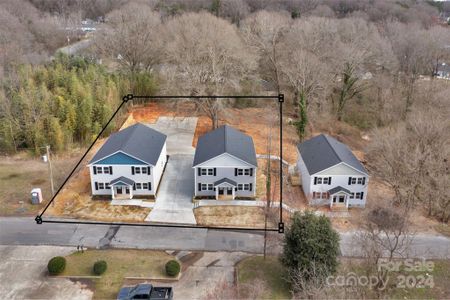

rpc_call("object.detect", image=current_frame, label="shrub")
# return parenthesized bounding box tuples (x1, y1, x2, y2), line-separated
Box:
(47, 256, 66, 275)
(93, 260, 107, 275)
(165, 260, 181, 277)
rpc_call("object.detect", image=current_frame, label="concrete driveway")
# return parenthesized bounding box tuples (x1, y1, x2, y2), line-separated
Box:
(0, 245, 92, 300)
(145, 154, 196, 224)
(146, 117, 197, 155)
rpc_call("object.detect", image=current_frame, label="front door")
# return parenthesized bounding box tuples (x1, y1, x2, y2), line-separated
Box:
(125, 187, 130, 194)
(339, 195, 345, 203)
(218, 188, 224, 195)
(116, 187, 123, 194)
(227, 188, 232, 195)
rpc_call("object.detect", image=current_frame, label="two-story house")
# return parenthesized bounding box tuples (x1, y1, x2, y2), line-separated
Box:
(193, 125, 257, 200)
(297, 134, 369, 208)
(87, 123, 167, 199)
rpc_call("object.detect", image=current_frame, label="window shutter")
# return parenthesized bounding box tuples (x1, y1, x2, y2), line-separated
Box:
(133, 184, 136, 191)
(328, 177, 332, 185)
(131, 166, 135, 175)
(348, 177, 352, 185)
(235, 168, 238, 176)
(198, 168, 201, 176)
(198, 183, 201, 191)
(250, 168, 253, 176)
(148, 182, 151, 190)
(360, 192, 364, 200)
(249, 183, 253, 191)
(95, 182, 98, 190)
(362, 177, 366, 185)
(93, 166, 97, 175)
(314, 177, 317, 185)
(147, 166, 151, 175)
(213, 168, 216, 176)
(109, 166, 113, 175)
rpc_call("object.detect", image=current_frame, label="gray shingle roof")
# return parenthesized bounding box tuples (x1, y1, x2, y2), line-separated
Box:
(328, 186, 351, 195)
(89, 123, 167, 166)
(214, 178, 237, 186)
(110, 176, 135, 186)
(193, 125, 257, 167)
(297, 134, 367, 175)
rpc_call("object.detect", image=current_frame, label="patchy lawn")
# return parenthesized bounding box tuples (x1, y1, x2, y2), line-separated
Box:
(62, 249, 174, 299)
(237, 256, 291, 299)
(0, 152, 80, 216)
(194, 206, 277, 228)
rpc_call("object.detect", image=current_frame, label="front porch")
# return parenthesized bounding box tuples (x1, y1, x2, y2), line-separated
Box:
(214, 178, 237, 200)
(110, 176, 135, 200)
(329, 186, 352, 210)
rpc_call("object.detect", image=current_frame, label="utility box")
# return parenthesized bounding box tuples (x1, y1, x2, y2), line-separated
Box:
(31, 188, 43, 204)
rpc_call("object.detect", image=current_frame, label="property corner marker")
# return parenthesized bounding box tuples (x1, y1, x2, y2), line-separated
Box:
(36, 94, 285, 233)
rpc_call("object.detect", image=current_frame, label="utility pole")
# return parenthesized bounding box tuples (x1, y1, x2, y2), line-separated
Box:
(46, 145, 55, 197)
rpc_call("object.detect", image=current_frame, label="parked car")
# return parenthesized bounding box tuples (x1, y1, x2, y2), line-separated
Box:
(117, 283, 173, 300)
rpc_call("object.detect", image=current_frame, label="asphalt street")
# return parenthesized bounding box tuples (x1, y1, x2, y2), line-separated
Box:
(1, 217, 450, 258)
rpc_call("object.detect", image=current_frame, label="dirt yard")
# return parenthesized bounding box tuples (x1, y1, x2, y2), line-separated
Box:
(194, 206, 278, 228)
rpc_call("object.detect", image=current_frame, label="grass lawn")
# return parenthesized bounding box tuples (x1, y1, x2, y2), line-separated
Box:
(62, 249, 175, 299)
(237, 256, 291, 299)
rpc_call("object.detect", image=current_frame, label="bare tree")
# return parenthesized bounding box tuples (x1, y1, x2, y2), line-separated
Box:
(163, 12, 256, 129)
(95, 2, 163, 73)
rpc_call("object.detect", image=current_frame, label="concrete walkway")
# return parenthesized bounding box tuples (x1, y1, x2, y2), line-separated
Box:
(111, 199, 154, 208)
(145, 154, 196, 224)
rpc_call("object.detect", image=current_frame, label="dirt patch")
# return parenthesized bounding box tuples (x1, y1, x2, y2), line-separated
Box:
(194, 206, 277, 228)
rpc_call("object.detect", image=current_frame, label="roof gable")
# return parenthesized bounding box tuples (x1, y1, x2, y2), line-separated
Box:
(297, 134, 367, 175)
(89, 123, 166, 166)
(193, 125, 257, 167)
(95, 152, 148, 165)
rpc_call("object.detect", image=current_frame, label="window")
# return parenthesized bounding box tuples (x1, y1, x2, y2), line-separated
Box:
(103, 167, 110, 174)
(142, 168, 147, 174)
(98, 183, 104, 189)
(351, 178, 357, 184)
(237, 169, 244, 176)
(244, 169, 250, 175)
(321, 192, 328, 199)
(312, 192, 317, 198)
(136, 183, 142, 189)
(208, 184, 213, 190)
(201, 168, 214, 176)
(135, 167, 141, 174)
(317, 178, 322, 184)
(323, 177, 329, 184)
(237, 184, 243, 191)
(105, 183, 110, 189)
(201, 184, 208, 191)
(243, 184, 250, 191)
(357, 178, 363, 184)
(350, 193, 355, 199)
(208, 169, 214, 176)
(97, 167, 103, 174)
(142, 183, 148, 189)
(355, 192, 361, 199)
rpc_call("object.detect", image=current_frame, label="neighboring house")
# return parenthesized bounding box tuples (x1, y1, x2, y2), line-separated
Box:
(435, 62, 450, 79)
(87, 123, 167, 199)
(296, 134, 369, 208)
(193, 125, 257, 200)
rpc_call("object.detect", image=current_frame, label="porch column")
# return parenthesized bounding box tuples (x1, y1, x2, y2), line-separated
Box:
(215, 188, 218, 200)
(345, 195, 349, 208)
(129, 185, 133, 199)
(232, 187, 235, 200)
(111, 186, 115, 200)
(330, 195, 333, 208)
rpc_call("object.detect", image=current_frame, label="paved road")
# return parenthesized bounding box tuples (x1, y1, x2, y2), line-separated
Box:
(1, 218, 450, 258)
(145, 154, 196, 224)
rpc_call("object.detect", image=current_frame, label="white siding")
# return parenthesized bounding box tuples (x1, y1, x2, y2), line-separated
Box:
(194, 153, 256, 198)
(152, 143, 167, 190)
(296, 148, 311, 198)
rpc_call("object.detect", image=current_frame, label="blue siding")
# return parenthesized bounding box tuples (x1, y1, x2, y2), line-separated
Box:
(95, 152, 147, 165)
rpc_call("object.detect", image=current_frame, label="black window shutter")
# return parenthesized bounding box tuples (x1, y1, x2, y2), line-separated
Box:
(93, 166, 97, 174)
(328, 177, 332, 185)
(314, 177, 317, 185)
(348, 177, 352, 185)
(131, 166, 135, 175)
(362, 177, 366, 185)
(213, 168, 216, 176)
(360, 192, 364, 199)
(198, 168, 201, 176)
(95, 182, 98, 190)
(198, 183, 201, 191)
(148, 182, 151, 190)
(235, 168, 238, 176)
(250, 168, 253, 176)
(109, 166, 113, 175)
(133, 184, 136, 191)
(250, 183, 253, 191)
(147, 166, 150, 175)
